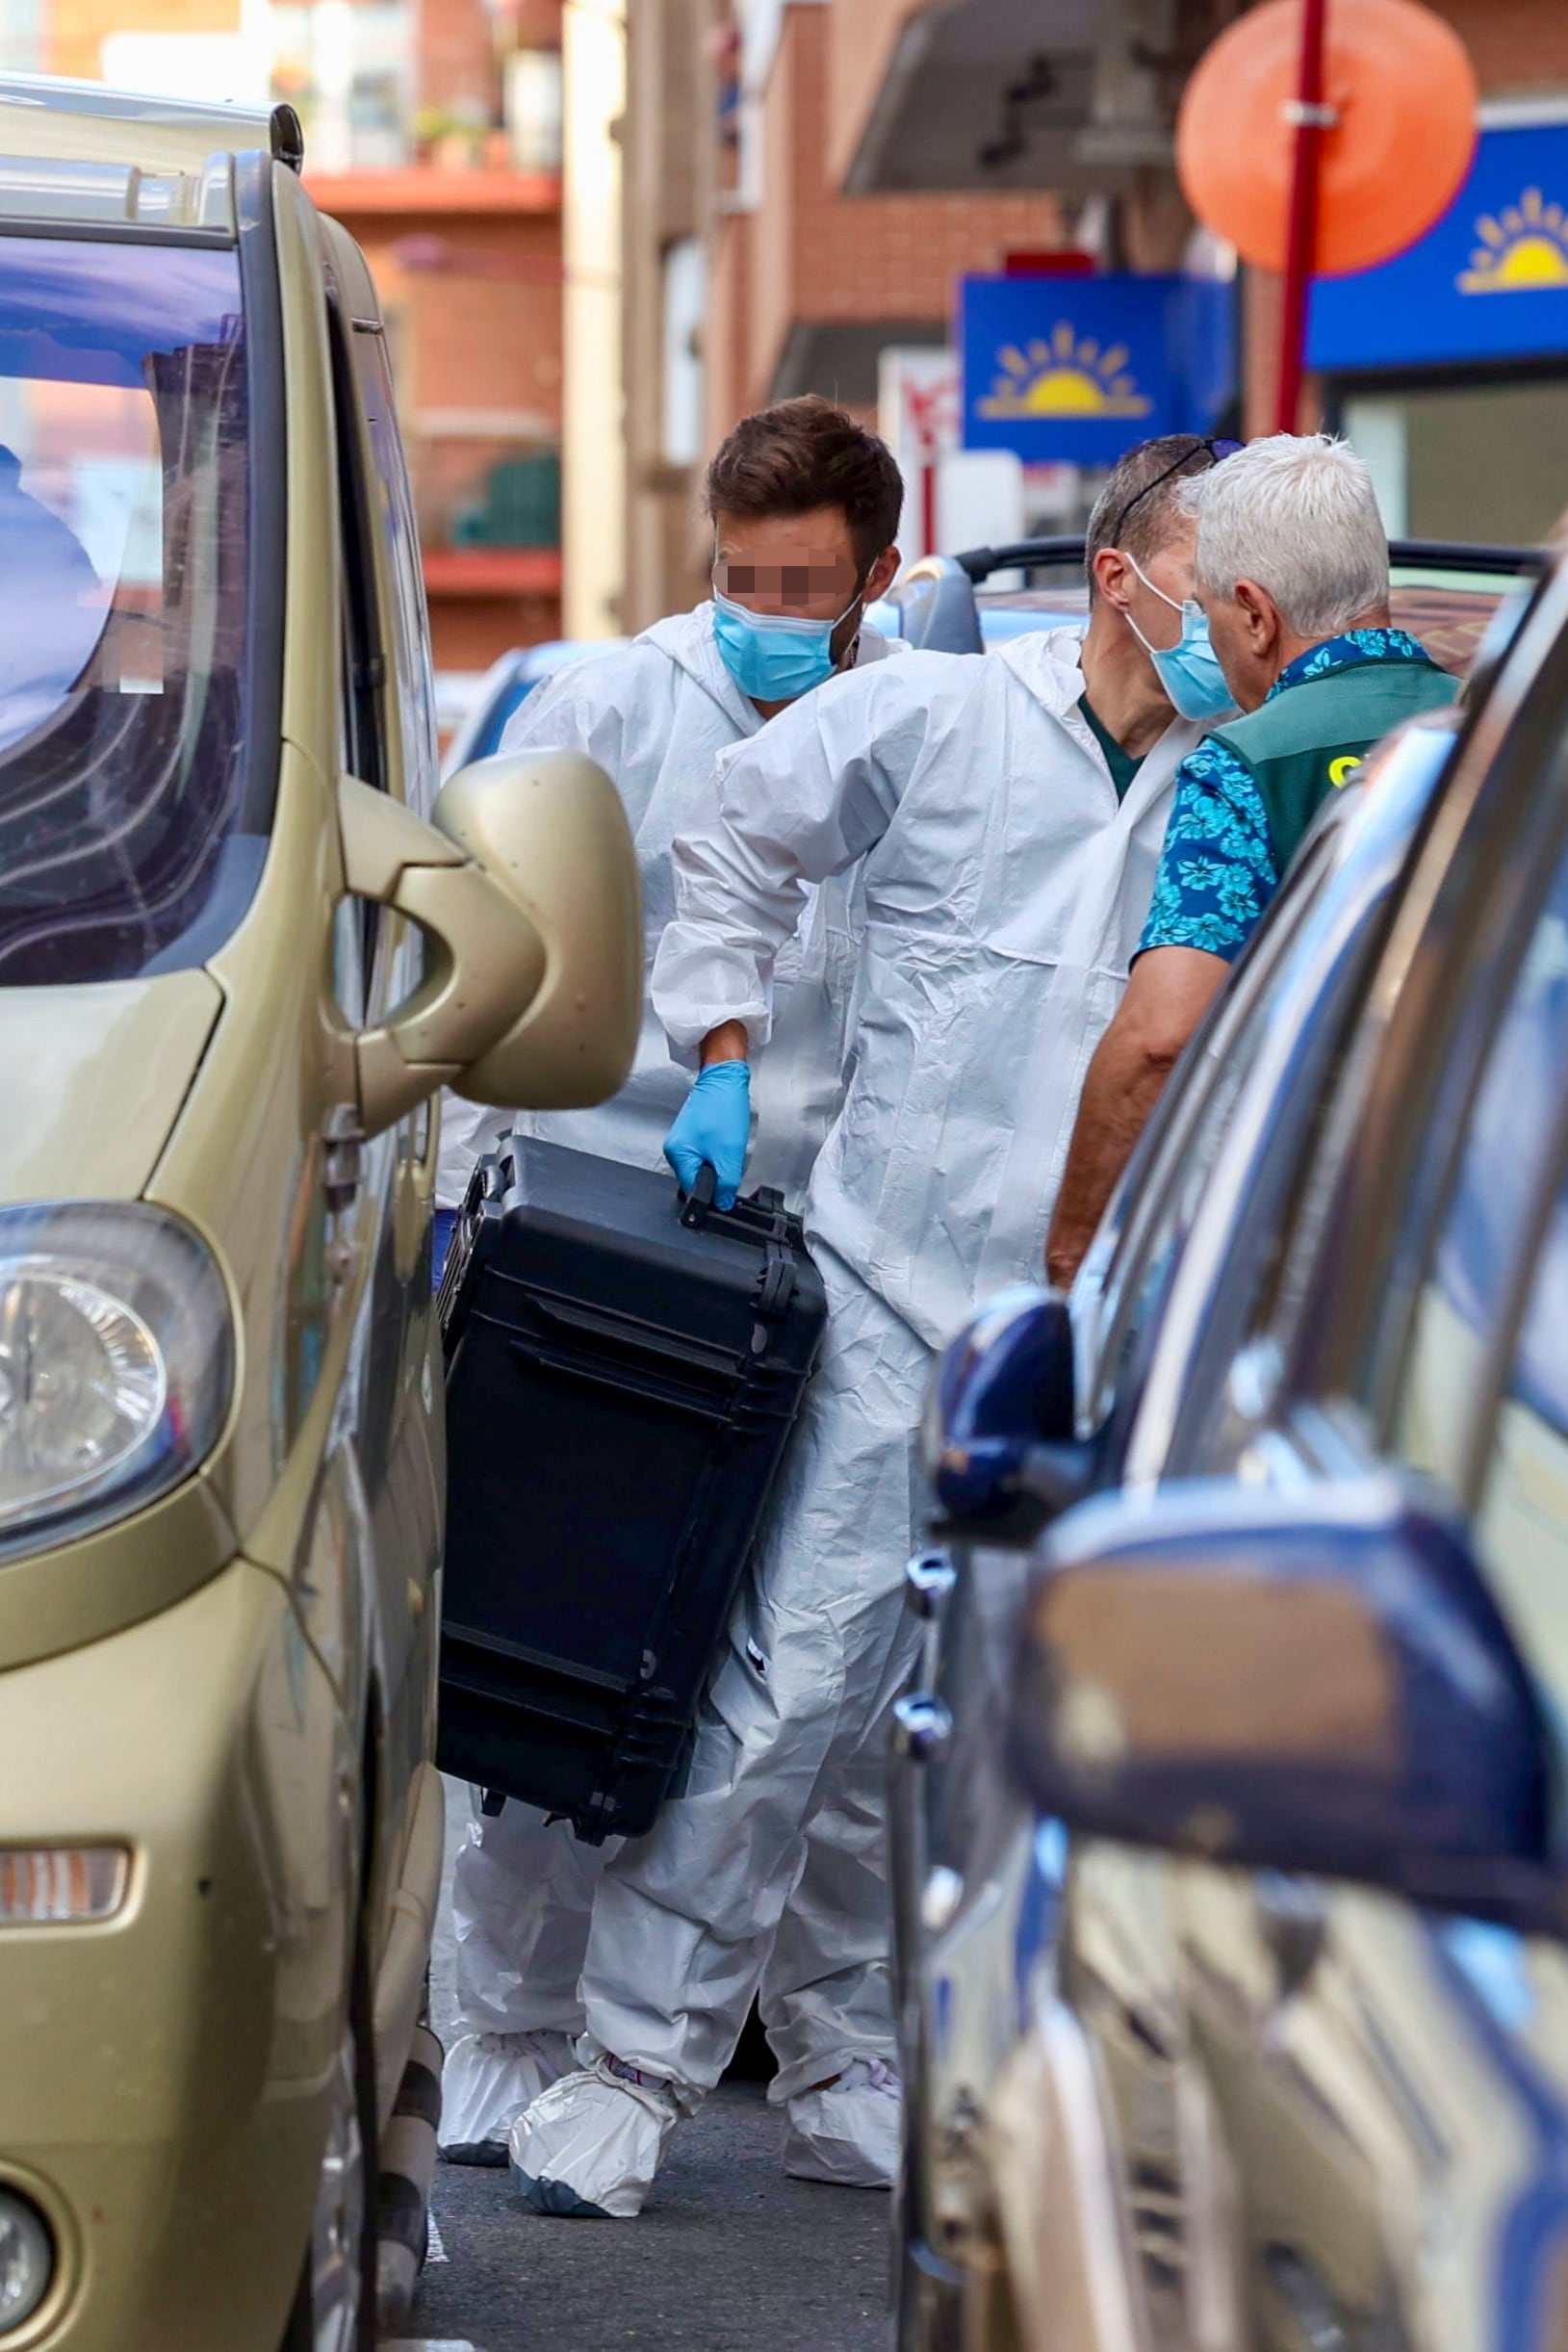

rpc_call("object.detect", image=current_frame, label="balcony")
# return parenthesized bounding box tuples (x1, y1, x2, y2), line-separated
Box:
(304, 168, 563, 217)
(422, 548, 562, 597)
(416, 435, 562, 613)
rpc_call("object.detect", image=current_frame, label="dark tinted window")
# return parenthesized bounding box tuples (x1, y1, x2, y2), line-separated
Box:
(0, 237, 256, 986)
(1395, 842, 1568, 1496)
(1474, 1160, 1568, 1719)
(1179, 722, 1459, 1468)
(326, 297, 389, 1026)
(1506, 1174, 1568, 1443)
(351, 323, 440, 816)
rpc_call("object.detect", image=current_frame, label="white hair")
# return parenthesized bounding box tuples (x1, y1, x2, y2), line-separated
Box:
(1182, 433, 1389, 639)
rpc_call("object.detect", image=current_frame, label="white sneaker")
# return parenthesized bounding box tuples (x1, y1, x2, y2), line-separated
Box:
(439, 2029, 578, 2167)
(510, 2054, 683, 2218)
(784, 2057, 901, 2188)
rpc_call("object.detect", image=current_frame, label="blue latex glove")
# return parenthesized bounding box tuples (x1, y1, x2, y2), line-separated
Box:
(663, 1060, 752, 1211)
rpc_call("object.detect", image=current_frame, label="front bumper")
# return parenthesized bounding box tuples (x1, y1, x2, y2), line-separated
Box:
(0, 1557, 352, 2352)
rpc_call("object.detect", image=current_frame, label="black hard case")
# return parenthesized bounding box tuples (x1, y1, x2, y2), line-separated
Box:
(436, 1136, 827, 1842)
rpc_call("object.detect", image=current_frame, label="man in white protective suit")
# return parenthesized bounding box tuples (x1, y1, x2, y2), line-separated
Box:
(509, 433, 1241, 2217)
(439, 397, 906, 2167)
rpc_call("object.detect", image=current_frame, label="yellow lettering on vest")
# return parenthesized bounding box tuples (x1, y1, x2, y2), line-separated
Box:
(1328, 755, 1364, 788)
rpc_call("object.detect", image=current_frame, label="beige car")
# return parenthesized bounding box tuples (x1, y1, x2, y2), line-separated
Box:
(0, 78, 638, 2352)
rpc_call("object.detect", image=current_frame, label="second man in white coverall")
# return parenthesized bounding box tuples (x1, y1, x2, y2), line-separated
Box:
(441, 397, 905, 2168)
(511, 432, 1242, 2217)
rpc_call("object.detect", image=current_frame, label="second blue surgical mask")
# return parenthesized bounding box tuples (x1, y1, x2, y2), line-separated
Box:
(712, 586, 862, 702)
(1123, 556, 1233, 722)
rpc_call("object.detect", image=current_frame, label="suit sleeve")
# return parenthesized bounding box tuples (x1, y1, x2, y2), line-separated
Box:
(652, 658, 936, 1062)
(497, 656, 639, 809)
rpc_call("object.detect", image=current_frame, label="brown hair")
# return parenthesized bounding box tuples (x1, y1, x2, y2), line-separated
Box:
(705, 396, 904, 574)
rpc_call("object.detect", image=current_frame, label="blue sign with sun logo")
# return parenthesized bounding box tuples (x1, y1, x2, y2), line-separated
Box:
(1309, 123, 1568, 371)
(961, 274, 1234, 463)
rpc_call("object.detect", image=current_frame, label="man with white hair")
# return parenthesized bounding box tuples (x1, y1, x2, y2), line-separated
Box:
(1045, 431, 1458, 1285)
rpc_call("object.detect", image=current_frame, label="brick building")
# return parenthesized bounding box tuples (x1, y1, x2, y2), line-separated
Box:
(622, 0, 1072, 630)
(13, 0, 569, 678)
(822, 0, 1568, 539)
(308, 0, 568, 677)
(623, 0, 1568, 625)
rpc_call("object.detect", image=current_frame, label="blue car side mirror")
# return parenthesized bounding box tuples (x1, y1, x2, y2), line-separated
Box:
(1008, 1475, 1560, 1936)
(924, 1286, 1087, 1528)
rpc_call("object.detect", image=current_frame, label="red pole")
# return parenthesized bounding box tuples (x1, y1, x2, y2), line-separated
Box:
(1275, 0, 1332, 433)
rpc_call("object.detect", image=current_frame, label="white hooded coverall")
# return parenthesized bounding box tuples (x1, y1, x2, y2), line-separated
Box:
(441, 601, 898, 2158)
(558, 630, 1202, 2117)
(437, 603, 891, 1211)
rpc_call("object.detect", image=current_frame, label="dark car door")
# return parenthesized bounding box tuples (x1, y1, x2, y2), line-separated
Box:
(1105, 571, 1568, 2352)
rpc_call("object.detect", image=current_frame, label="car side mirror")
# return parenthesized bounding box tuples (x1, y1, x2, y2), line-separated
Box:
(435, 749, 642, 1114)
(1008, 1476, 1562, 1936)
(923, 1287, 1093, 1536)
(337, 751, 641, 1136)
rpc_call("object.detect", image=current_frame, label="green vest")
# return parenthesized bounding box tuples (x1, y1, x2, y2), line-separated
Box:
(1210, 656, 1458, 877)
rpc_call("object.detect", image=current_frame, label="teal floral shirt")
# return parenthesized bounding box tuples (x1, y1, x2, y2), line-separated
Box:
(1137, 629, 1430, 964)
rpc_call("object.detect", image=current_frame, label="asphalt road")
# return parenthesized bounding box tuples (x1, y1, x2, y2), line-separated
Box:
(414, 1781, 894, 2352)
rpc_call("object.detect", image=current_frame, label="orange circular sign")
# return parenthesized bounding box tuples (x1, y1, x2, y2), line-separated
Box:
(1177, 0, 1478, 278)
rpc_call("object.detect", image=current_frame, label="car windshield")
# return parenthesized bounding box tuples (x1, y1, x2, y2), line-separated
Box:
(0, 235, 259, 987)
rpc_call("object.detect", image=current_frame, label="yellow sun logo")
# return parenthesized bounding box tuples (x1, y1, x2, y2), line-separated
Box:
(1458, 187, 1568, 294)
(977, 323, 1153, 420)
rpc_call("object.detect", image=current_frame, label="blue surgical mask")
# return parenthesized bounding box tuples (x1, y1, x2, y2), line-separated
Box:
(1123, 556, 1233, 722)
(711, 586, 862, 703)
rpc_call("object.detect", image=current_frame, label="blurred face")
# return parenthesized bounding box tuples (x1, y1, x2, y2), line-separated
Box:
(712, 504, 861, 619)
(711, 505, 899, 676)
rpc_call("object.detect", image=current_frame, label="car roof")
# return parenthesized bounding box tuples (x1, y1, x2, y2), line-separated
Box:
(889, 536, 1543, 675)
(0, 74, 296, 236)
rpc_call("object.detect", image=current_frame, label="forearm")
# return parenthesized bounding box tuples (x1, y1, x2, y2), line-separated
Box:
(701, 1020, 750, 1068)
(1045, 1027, 1174, 1289)
(1045, 946, 1226, 1286)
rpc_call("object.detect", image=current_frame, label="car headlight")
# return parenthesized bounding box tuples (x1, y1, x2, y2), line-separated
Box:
(0, 1203, 232, 1560)
(0, 2188, 52, 2333)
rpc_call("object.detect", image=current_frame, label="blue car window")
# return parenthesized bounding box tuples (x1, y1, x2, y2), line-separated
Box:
(1395, 851, 1568, 1500)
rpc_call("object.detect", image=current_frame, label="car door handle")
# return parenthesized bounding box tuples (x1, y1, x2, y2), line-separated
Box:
(322, 1101, 365, 1212)
(904, 1549, 957, 1621)
(892, 1693, 953, 1765)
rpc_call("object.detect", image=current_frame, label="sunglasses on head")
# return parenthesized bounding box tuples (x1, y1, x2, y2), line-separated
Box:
(1109, 434, 1244, 547)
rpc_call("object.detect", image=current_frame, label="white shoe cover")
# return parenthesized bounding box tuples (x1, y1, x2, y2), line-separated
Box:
(439, 2029, 578, 2166)
(784, 2057, 901, 2188)
(510, 2057, 681, 2219)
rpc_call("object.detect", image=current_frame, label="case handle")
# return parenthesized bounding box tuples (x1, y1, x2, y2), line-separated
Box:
(679, 1164, 718, 1230)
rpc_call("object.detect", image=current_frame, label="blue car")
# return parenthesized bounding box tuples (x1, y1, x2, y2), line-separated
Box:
(907, 542, 1556, 2352)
